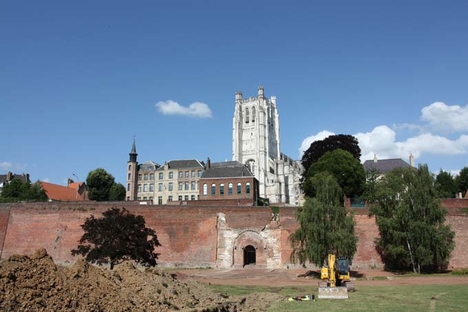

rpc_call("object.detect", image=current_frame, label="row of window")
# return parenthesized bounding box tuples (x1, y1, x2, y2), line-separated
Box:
(202, 182, 251, 196)
(128, 170, 203, 181)
(127, 181, 200, 192)
(134, 195, 199, 205)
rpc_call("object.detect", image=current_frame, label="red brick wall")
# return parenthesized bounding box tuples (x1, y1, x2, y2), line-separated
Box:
(0, 202, 467, 269)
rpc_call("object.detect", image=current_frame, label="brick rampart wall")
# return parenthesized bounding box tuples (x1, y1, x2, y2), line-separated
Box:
(0, 201, 467, 269)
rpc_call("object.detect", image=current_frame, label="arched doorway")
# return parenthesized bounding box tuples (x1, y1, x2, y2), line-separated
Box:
(243, 245, 256, 266)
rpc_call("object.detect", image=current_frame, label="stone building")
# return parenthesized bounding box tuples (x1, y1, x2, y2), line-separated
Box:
(232, 87, 303, 205)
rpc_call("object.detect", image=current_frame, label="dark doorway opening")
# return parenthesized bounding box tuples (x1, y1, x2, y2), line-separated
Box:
(243, 245, 256, 266)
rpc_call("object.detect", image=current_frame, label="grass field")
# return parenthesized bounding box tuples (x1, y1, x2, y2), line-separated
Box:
(210, 283, 468, 312)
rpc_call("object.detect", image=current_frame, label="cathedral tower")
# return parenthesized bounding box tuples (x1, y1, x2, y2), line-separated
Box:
(126, 139, 138, 200)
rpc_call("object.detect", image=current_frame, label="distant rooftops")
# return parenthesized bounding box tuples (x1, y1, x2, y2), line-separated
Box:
(0, 172, 30, 187)
(363, 154, 414, 174)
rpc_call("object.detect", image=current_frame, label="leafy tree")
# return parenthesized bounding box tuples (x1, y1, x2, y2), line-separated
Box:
(86, 168, 116, 201)
(0, 179, 47, 202)
(290, 172, 357, 267)
(370, 165, 455, 273)
(362, 167, 380, 204)
(303, 149, 365, 198)
(109, 183, 126, 201)
(434, 170, 457, 198)
(71, 207, 161, 269)
(301, 134, 361, 175)
(455, 167, 468, 197)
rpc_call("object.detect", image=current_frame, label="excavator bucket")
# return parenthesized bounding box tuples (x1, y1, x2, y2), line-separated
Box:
(318, 286, 348, 299)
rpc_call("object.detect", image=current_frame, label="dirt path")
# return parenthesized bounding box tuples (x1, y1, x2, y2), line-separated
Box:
(175, 267, 468, 287)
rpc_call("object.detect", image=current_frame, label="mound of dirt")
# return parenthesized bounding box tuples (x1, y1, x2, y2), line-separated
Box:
(0, 249, 281, 311)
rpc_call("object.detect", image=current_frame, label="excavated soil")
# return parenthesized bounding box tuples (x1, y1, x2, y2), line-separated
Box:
(0, 249, 281, 312)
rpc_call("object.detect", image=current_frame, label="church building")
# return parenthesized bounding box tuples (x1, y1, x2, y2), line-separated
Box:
(232, 87, 303, 205)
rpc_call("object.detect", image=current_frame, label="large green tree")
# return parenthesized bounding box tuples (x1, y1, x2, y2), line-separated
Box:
(0, 179, 47, 202)
(109, 183, 126, 201)
(290, 172, 357, 267)
(301, 134, 361, 175)
(71, 207, 161, 269)
(435, 170, 457, 198)
(369, 165, 455, 273)
(455, 167, 468, 197)
(86, 168, 116, 201)
(303, 149, 365, 198)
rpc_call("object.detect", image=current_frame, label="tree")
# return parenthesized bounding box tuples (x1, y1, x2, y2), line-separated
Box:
(303, 149, 365, 198)
(86, 168, 116, 201)
(290, 172, 357, 267)
(109, 183, 126, 201)
(455, 167, 468, 197)
(71, 207, 161, 269)
(369, 165, 455, 273)
(0, 179, 47, 203)
(301, 134, 361, 175)
(434, 170, 457, 198)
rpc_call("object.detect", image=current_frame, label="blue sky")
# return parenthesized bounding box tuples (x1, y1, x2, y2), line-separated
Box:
(1, 0, 468, 185)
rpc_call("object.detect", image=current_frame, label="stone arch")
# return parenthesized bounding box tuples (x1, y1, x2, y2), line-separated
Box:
(233, 230, 266, 268)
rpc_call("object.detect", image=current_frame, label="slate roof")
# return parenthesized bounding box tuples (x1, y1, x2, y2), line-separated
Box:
(363, 158, 411, 173)
(160, 159, 204, 170)
(201, 161, 254, 179)
(139, 161, 160, 171)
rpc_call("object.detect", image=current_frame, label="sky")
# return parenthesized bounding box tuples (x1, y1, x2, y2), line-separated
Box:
(1, 0, 468, 185)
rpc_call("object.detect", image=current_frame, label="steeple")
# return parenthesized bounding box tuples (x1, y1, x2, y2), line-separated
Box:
(129, 138, 138, 163)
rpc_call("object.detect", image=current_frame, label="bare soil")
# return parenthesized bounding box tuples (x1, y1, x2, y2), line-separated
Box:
(1, 250, 467, 311)
(0, 249, 281, 311)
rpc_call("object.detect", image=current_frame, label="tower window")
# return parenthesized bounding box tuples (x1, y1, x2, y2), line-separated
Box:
(245, 108, 250, 124)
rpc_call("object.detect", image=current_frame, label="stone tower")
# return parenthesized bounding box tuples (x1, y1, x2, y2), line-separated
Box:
(126, 139, 138, 200)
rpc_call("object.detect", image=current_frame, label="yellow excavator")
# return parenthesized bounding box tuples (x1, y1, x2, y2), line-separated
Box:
(318, 254, 355, 299)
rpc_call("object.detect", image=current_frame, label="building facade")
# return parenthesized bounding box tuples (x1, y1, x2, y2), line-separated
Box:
(232, 87, 303, 205)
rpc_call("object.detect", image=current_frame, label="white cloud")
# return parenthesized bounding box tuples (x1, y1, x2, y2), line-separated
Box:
(42, 178, 50, 182)
(155, 100, 213, 118)
(298, 130, 335, 155)
(0, 161, 12, 172)
(421, 102, 468, 133)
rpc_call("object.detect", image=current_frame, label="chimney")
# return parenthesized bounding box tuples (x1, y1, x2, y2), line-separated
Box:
(373, 154, 377, 163)
(206, 157, 211, 169)
(409, 153, 415, 167)
(68, 178, 73, 186)
(6, 172, 12, 181)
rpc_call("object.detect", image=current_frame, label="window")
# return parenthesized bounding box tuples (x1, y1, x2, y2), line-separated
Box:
(203, 183, 207, 196)
(191, 195, 195, 200)
(198, 170, 202, 177)
(246, 182, 251, 194)
(159, 172, 163, 180)
(144, 174, 148, 180)
(150, 173, 154, 180)
(237, 182, 242, 194)
(228, 183, 233, 195)
(184, 195, 189, 201)
(137, 197, 141, 200)
(138, 174, 142, 180)
(178, 195, 182, 201)
(178, 182, 183, 190)
(126, 196, 130, 201)
(191, 181, 196, 190)
(143, 184, 148, 192)
(220, 183, 225, 195)
(149, 196, 153, 202)
(179, 171, 183, 178)
(169, 172, 174, 179)
(191, 170, 195, 177)
(245, 108, 250, 123)
(185, 171, 189, 178)
(127, 183, 130, 191)
(168, 182, 173, 191)
(211, 183, 216, 195)
(185, 181, 189, 190)
(143, 196, 147, 200)
(138, 184, 142, 192)
(168, 195, 173, 201)
(149, 183, 154, 192)
(128, 164, 131, 170)
(127, 173, 131, 180)
(158, 183, 163, 192)
(252, 107, 256, 122)
(158, 196, 162, 205)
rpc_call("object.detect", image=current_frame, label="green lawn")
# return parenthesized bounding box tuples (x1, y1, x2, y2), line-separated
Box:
(210, 283, 468, 312)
